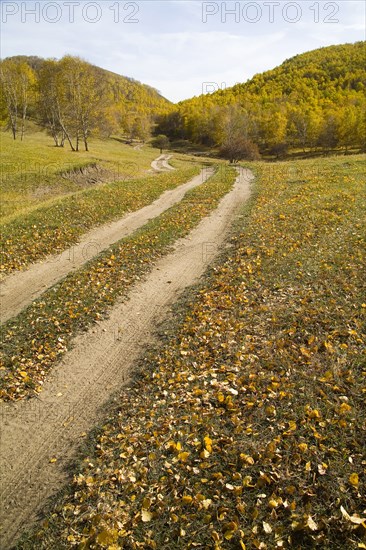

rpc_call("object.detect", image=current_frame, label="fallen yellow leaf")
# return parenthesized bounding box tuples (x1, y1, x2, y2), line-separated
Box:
(349, 473, 359, 487)
(141, 510, 153, 522)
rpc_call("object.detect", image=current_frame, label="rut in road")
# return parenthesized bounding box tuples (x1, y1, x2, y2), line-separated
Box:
(150, 154, 175, 172)
(0, 168, 253, 549)
(0, 166, 212, 324)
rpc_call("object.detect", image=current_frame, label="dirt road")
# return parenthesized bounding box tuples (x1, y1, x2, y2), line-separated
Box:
(151, 154, 175, 171)
(0, 167, 212, 324)
(0, 168, 253, 548)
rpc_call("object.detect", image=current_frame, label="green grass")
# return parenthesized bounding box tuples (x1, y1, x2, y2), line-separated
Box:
(0, 129, 164, 218)
(0, 166, 237, 401)
(0, 150, 205, 274)
(17, 155, 366, 549)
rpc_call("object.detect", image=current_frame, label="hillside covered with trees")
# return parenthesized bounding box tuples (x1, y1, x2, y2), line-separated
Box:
(0, 55, 171, 150)
(157, 42, 366, 158)
(1, 42, 365, 157)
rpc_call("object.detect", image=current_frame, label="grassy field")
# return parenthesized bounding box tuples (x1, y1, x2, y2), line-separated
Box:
(0, 166, 237, 401)
(0, 129, 206, 274)
(18, 154, 366, 549)
(0, 129, 162, 219)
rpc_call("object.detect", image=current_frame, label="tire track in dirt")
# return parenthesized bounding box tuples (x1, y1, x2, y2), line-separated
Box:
(0, 168, 253, 548)
(150, 154, 175, 172)
(0, 166, 212, 324)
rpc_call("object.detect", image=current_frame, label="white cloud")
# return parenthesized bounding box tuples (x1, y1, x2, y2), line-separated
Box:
(91, 30, 288, 100)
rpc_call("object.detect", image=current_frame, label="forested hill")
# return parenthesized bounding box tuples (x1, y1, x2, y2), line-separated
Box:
(157, 41, 366, 156)
(234, 41, 366, 98)
(0, 54, 171, 149)
(1, 43, 365, 155)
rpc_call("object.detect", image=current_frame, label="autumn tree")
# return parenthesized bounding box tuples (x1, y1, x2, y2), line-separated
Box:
(58, 56, 106, 151)
(155, 111, 186, 140)
(37, 60, 66, 147)
(0, 58, 36, 139)
(151, 134, 170, 153)
(216, 104, 260, 162)
(318, 114, 339, 152)
(258, 106, 288, 152)
(220, 135, 260, 162)
(131, 114, 152, 142)
(287, 106, 322, 151)
(38, 56, 107, 151)
(336, 104, 361, 152)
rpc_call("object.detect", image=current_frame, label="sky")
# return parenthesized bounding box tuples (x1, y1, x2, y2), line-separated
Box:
(1, 0, 365, 102)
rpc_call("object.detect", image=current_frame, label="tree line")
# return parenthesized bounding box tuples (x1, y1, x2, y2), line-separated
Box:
(156, 42, 366, 159)
(0, 55, 171, 151)
(1, 43, 365, 159)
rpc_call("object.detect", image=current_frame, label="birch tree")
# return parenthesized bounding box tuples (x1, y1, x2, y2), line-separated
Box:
(0, 59, 36, 140)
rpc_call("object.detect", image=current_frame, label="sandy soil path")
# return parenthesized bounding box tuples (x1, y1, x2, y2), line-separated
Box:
(150, 154, 175, 171)
(0, 167, 212, 325)
(0, 168, 253, 548)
